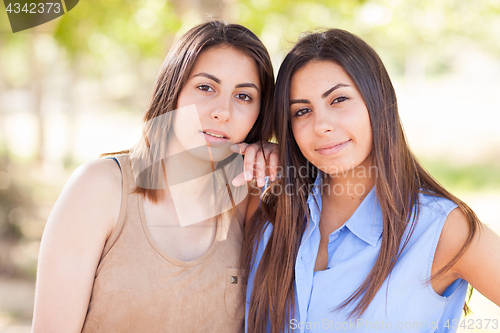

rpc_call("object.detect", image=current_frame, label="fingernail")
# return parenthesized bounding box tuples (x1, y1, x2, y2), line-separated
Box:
(257, 178, 263, 187)
(245, 171, 252, 181)
(270, 174, 275, 182)
(230, 144, 240, 153)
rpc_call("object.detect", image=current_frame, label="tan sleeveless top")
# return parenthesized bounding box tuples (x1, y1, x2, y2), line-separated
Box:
(82, 154, 245, 332)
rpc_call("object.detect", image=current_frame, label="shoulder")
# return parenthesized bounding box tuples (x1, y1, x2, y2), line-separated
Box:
(405, 192, 458, 238)
(418, 192, 458, 217)
(52, 158, 123, 238)
(433, 205, 472, 279)
(432, 204, 500, 306)
(417, 192, 464, 263)
(72, 158, 122, 186)
(437, 207, 470, 259)
(65, 158, 122, 206)
(68, 158, 122, 199)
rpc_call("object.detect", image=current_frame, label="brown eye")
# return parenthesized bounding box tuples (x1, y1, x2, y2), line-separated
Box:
(331, 96, 348, 104)
(235, 93, 251, 101)
(294, 108, 311, 117)
(197, 84, 214, 92)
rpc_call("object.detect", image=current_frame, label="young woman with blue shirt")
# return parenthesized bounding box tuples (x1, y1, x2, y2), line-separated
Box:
(243, 29, 500, 332)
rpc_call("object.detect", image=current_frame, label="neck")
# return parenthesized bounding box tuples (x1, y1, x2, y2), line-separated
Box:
(164, 132, 215, 176)
(162, 136, 216, 217)
(322, 156, 376, 210)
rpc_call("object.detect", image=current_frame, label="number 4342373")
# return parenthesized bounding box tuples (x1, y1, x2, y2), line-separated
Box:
(443, 318, 498, 330)
(5, 3, 61, 14)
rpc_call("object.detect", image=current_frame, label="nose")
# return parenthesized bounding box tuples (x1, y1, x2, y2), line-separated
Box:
(313, 107, 335, 135)
(210, 94, 231, 122)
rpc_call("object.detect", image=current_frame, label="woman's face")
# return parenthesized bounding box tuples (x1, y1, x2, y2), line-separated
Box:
(289, 60, 373, 176)
(171, 45, 261, 161)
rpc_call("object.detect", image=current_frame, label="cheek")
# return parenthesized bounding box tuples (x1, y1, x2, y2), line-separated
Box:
(291, 122, 310, 155)
(171, 105, 204, 147)
(249, 107, 260, 126)
(172, 113, 189, 144)
(176, 88, 189, 109)
(365, 129, 373, 151)
(172, 112, 182, 134)
(236, 106, 260, 137)
(354, 112, 373, 154)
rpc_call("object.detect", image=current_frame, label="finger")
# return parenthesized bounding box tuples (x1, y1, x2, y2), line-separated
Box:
(268, 150, 279, 182)
(243, 145, 257, 182)
(257, 142, 278, 181)
(230, 142, 249, 155)
(260, 142, 275, 160)
(254, 149, 266, 187)
(231, 172, 247, 187)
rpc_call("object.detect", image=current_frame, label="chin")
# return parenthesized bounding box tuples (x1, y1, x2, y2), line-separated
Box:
(317, 162, 356, 176)
(186, 145, 234, 163)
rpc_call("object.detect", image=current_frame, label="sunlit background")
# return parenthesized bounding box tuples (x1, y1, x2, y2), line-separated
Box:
(0, 0, 499, 331)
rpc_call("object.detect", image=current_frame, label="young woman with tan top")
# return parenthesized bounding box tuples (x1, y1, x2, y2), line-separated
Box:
(32, 20, 277, 332)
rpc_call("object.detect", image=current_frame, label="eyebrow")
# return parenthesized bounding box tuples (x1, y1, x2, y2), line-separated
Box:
(193, 72, 220, 84)
(289, 99, 310, 105)
(290, 83, 350, 105)
(192, 72, 259, 92)
(322, 83, 349, 98)
(236, 83, 259, 91)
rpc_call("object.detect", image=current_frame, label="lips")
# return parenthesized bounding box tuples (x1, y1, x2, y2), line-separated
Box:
(204, 132, 227, 139)
(201, 129, 230, 144)
(316, 139, 351, 156)
(202, 129, 229, 139)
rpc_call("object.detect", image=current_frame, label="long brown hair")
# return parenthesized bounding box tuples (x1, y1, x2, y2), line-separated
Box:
(243, 29, 480, 333)
(103, 20, 275, 203)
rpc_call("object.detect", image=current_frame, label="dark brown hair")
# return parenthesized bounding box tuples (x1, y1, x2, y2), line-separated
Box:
(243, 28, 480, 333)
(103, 20, 275, 202)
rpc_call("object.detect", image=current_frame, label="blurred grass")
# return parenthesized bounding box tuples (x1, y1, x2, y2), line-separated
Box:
(420, 158, 500, 194)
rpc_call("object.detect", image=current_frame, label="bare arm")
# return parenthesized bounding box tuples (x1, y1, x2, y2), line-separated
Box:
(32, 159, 122, 332)
(433, 207, 500, 306)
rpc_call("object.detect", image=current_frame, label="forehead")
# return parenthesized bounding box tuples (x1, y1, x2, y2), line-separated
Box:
(190, 45, 260, 83)
(290, 60, 353, 97)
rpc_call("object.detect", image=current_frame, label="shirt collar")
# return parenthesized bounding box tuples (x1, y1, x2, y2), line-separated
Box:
(302, 171, 323, 244)
(306, 170, 323, 217)
(306, 171, 383, 247)
(343, 185, 383, 247)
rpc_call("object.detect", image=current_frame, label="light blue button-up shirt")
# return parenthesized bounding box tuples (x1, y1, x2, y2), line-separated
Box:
(246, 172, 468, 332)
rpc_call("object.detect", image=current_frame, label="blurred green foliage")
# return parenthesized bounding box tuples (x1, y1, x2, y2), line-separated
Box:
(233, 0, 500, 75)
(54, 0, 182, 60)
(422, 158, 500, 194)
(2, 0, 499, 76)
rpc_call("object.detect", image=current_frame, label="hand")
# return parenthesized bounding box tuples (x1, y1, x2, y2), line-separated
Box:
(230, 141, 279, 187)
